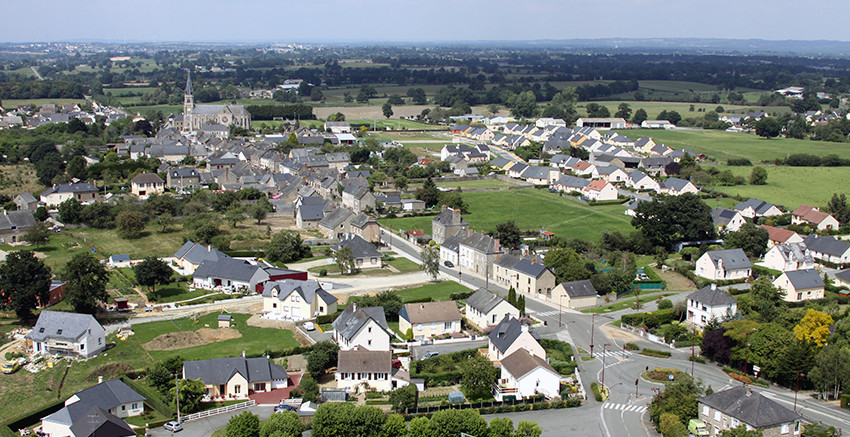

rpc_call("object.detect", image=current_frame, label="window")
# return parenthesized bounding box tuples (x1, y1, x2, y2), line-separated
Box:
(367, 340, 372, 346)
(714, 411, 721, 421)
(121, 405, 126, 411)
(368, 326, 372, 333)
(57, 329, 63, 335)
(291, 295, 299, 302)
(98, 337, 102, 345)
(234, 385, 241, 394)
(781, 424, 789, 434)
(444, 322, 453, 331)
(273, 303, 277, 308)
(132, 403, 138, 410)
(80, 344, 85, 350)
(416, 324, 423, 331)
(702, 406, 709, 416)
(731, 418, 738, 427)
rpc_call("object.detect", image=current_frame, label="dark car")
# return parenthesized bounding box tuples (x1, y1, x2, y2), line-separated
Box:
(443, 261, 454, 268)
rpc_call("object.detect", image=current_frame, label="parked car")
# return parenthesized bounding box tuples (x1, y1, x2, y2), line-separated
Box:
(687, 419, 708, 436)
(2, 359, 22, 374)
(303, 322, 316, 331)
(422, 351, 440, 359)
(163, 421, 183, 432)
(274, 404, 297, 412)
(392, 359, 402, 369)
(443, 261, 454, 268)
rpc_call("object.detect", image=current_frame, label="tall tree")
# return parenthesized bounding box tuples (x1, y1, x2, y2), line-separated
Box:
(826, 193, 850, 226)
(64, 252, 110, 314)
(115, 210, 146, 239)
(632, 108, 648, 125)
(172, 378, 205, 414)
(493, 220, 522, 249)
(306, 341, 340, 378)
(749, 167, 768, 185)
(421, 246, 440, 281)
(631, 193, 715, 247)
(809, 343, 850, 400)
(793, 309, 834, 348)
(133, 257, 173, 298)
(0, 251, 51, 319)
(382, 102, 393, 119)
(415, 177, 441, 208)
(460, 354, 499, 399)
(265, 231, 311, 263)
(748, 277, 784, 322)
(614, 102, 632, 120)
(754, 117, 782, 138)
(388, 384, 418, 413)
(23, 222, 50, 247)
(723, 223, 769, 258)
(334, 246, 355, 274)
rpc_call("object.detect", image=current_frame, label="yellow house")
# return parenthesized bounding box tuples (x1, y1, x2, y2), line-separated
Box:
(183, 356, 289, 400)
(399, 301, 462, 340)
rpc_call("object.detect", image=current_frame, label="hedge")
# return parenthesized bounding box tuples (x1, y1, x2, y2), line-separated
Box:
(5, 399, 66, 433)
(449, 291, 475, 301)
(752, 265, 781, 278)
(316, 312, 342, 325)
(640, 348, 672, 358)
(591, 382, 603, 402)
(621, 308, 676, 329)
(688, 355, 706, 364)
(840, 394, 850, 409)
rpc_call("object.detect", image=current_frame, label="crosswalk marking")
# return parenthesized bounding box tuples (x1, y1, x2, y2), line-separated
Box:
(532, 310, 560, 317)
(603, 403, 647, 413)
(596, 350, 630, 359)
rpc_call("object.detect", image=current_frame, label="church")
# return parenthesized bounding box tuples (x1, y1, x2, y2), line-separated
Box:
(176, 71, 251, 133)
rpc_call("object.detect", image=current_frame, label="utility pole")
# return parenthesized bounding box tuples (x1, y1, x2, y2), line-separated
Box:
(794, 373, 806, 412)
(590, 313, 597, 359)
(175, 375, 181, 423)
(601, 343, 612, 392)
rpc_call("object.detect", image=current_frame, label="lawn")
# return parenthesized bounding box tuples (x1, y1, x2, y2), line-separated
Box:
(386, 257, 421, 273)
(435, 179, 517, 189)
(624, 129, 850, 162)
(1, 98, 87, 109)
(372, 131, 448, 141)
(586, 101, 789, 121)
(8, 232, 92, 271)
(380, 190, 634, 242)
(580, 293, 675, 314)
(0, 164, 42, 197)
(703, 165, 850, 208)
(70, 223, 189, 259)
(395, 281, 469, 302)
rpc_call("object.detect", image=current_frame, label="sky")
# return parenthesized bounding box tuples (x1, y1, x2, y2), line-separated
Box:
(2, 0, 849, 43)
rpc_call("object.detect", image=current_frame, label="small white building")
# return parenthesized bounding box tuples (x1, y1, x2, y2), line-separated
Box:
(332, 304, 392, 351)
(27, 311, 106, 359)
(695, 249, 752, 281)
(551, 279, 599, 309)
(685, 284, 738, 330)
(263, 279, 338, 321)
(335, 347, 409, 392)
(464, 288, 519, 330)
(641, 120, 676, 129)
(774, 269, 825, 302)
(399, 301, 462, 340)
(493, 349, 561, 401)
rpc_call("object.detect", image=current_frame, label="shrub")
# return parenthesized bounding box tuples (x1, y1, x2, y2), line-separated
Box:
(657, 299, 673, 310)
(591, 382, 603, 402)
(319, 269, 327, 277)
(840, 394, 850, 409)
(688, 355, 706, 364)
(640, 348, 672, 358)
(624, 343, 639, 351)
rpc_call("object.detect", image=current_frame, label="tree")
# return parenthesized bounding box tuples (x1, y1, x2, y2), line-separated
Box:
(517, 295, 526, 315)
(250, 198, 273, 224)
(415, 177, 441, 208)
(632, 108, 648, 125)
(437, 191, 467, 213)
(66, 155, 88, 180)
(615, 102, 632, 120)
(265, 231, 311, 263)
(809, 343, 850, 400)
(381, 414, 406, 437)
(334, 246, 355, 274)
(115, 210, 146, 239)
(306, 341, 339, 378)
(754, 117, 782, 138)
(658, 110, 682, 125)
(509, 91, 538, 118)
(393, 176, 408, 191)
(507, 287, 517, 307)
(719, 425, 763, 437)
(226, 411, 260, 437)
(492, 220, 522, 249)
(585, 103, 610, 118)
(172, 378, 205, 414)
(0, 251, 51, 319)
(631, 194, 715, 247)
(133, 257, 173, 298)
(64, 252, 110, 314)
(23, 222, 50, 247)
(749, 167, 768, 185)
(421, 246, 440, 281)
(802, 424, 839, 437)
(260, 411, 303, 437)
(825, 193, 850, 226)
(388, 383, 418, 413)
(33, 206, 48, 222)
(649, 373, 703, 430)
(723, 223, 769, 258)
(408, 416, 431, 437)
(748, 277, 784, 322)
(349, 405, 385, 437)
(544, 247, 593, 283)
(793, 309, 834, 347)
(659, 413, 688, 437)
(312, 403, 353, 437)
(488, 417, 514, 437)
(460, 354, 499, 400)
(382, 102, 393, 119)
(298, 374, 319, 403)
(516, 421, 543, 437)
(429, 409, 488, 437)
(225, 205, 246, 228)
(58, 198, 83, 223)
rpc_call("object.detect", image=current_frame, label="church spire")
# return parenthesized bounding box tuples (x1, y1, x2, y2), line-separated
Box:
(185, 69, 193, 95)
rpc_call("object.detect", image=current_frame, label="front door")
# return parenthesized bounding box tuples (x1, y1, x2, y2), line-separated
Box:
(292, 307, 301, 319)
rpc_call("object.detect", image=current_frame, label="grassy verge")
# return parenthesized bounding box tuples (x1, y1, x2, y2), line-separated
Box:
(580, 293, 674, 314)
(395, 281, 469, 302)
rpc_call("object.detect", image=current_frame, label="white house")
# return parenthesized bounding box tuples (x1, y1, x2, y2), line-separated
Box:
(734, 199, 783, 219)
(803, 235, 850, 265)
(332, 304, 392, 351)
(40, 379, 144, 437)
(792, 205, 840, 231)
(711, 208, 747, 233)
(183, 356, 289, 399)
(27, 311, 106, 359)
(626, 170, 660, 192)
(40, 181, 99, 207)
(439, 234, 463, 267)
(335, 347, 409, 392)
(130, 173, 165, 198)
(493, 348, 561, 401)
(641, 120, 676, 129)
(551, 280, 599, 309)
(582, 179, 618, 201)
(763, 243, 815, 272)
(107, 254, 132, 268)
(262, 279, 338, 321)
(659, 177, 699, 196)
(685, 284, 738, 330)
(759, 225, 804, 247)
(774, 269, 825, 302)
(464, 288, 519, 330)
(487, 315, 546, 362)
(695, 249, 752, 281)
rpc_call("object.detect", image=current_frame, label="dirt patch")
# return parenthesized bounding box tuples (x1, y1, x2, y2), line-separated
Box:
(658, 269, 696, 291)
(86, 362, 133, 382)
(142, 328, 242, 351)
(601, 324, 643, 342)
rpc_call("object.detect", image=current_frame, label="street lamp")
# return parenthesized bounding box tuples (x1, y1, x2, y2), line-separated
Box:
(559, 294, 564, 327)
(601, 343, 612, 390)
(794, 373, 806, 412)
(590, 313, 598, 359)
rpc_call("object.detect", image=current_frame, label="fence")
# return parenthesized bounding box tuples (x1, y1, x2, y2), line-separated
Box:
(181, 400, 256, 422)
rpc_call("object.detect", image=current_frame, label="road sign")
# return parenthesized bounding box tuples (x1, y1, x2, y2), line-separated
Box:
(668, 374, 674, 381)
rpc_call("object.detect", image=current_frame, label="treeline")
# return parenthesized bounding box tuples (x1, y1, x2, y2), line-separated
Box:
(0, 80, 88, 99)
(246, 104, 316, 120)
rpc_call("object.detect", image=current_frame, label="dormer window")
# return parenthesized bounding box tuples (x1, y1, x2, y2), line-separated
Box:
(39, 328, 45, 333)
(57, 329, 63, 335)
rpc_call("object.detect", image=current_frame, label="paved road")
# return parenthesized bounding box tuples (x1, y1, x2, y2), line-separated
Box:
(145, 406, 277, 437)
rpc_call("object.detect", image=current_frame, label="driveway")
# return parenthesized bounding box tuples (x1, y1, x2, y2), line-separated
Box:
(145, 405, 276, 437)
(410, 339, 488, 360)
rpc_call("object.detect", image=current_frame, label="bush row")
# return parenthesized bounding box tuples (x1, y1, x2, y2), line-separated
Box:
(591, 382, 603, 402)
(621, 308, 676, 329)
(449, 291, 475, 301)
(640, 348, 672, 358)
(688, 355, 706, 364)
(840, 394, 850, 409)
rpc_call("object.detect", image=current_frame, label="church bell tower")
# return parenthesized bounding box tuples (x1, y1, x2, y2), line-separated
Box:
(183, 70, 194, 132)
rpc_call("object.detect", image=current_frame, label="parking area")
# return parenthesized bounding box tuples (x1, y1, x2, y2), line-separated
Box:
(410, 339, 488, 360)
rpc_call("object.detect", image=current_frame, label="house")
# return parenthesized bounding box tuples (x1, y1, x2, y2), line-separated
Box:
(13, 192, 38, 210)
(399, 301, 462, 340)
(464, 288, 520, 330)
(47, 280, 67, 306)
(551, 175, 590, 194)
(173, 240, 229, 274)
(263, 279, 338, 321)
(459, 232, 503, 277)
(698, 386, 801, 437)
(759, 225, 804, 247)
(803, 235, 850, 265)
(773, 269, 825, 302)
(318, 208, 355, 239)
(685, 284, 738, 330)
(183, 356, 289, 399)
(40, 379, 145, 437)
(659, 177, 698, 196)
(333, 234, 383, 271)
(641, 120, 676, 129)
(521, 166, 560, 185)
(487, 315, 545, 362)
(40, 182, 99, 207)
(791, 205, 840, 231)
(626, 170, 660, 192)
(0, 209, 37, 244)
(596, 166, 630, 183)
(350, 214, 381, 243)
(192, 257, 305, 292)
(324, 121, 351, 134)
(551, 279, 598, 309)
(711, 208, 747, 233)
(695, 249, 752, 281)
(582, 179, 618, 201)
(640, 157, 674, 177)
(439, 234, 463, 267)
(734, 199, 783, 219)
(296, 197, 325, 229)
(27, 311, 106, 359)
(492, 254, 556, 299)
(342, 185, 376, 213)
(130, 173, 165, 197)
(834, 269, 850, 289)
(763, 243, 814, 272)
(166, 167, 201, 189)
(493, 348, 561, 401)
(432, 206, 469, 245)
(336, 347, 409, 392)
(332, 304, 392, 351)
(401, 198, 425, 212)
(107, 254, 132, 268)
(576, 118, 627, 129)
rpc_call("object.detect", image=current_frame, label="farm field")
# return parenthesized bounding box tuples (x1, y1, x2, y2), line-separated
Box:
(1, 98, 87, 109)
(380, 189, 634, 241)
(703, 165, 850, 208)
(586, 101, 789, 121)
(624, 128, 850, 162)
(434, 179, 517, 189)
(0, 164, 42, 197)
(372, 131, 448, 141)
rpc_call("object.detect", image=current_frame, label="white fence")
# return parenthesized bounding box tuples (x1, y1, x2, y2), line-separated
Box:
(181, 400, 256, 422)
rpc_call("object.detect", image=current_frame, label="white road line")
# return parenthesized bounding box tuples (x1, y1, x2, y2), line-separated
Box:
(603, 402, 647, 413)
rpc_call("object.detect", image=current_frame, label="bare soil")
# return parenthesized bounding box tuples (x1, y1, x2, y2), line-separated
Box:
(601, 324, 642, 342)
(142, 327, 242, 351)
(657, 269, 697, 291)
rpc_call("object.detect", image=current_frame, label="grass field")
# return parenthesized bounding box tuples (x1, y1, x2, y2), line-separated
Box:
(1, 98, 87, 109)
(704, 165, 850, 208)
(71, 223, 188, 259)
(434, 179, 516, 189)
(624, 128, 850, 162)
(586, 101, 789, 121)
(372, 131, 448, 141)
(380, 190, 634, 242)
(395, 281, 469, 302)
(0, 164, 42, 197)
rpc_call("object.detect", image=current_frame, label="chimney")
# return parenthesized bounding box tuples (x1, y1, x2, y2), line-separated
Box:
(351, 302, 357, 312)
(98, 376, 103, 384)
(420, 303, 425, 310)
(521, 324, 529, 333)
(241, 350, 246, 358)
(710, 283, 717, 291)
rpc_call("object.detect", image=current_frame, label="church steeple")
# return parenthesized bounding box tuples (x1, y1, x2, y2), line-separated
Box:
(182, 69, 194, 133)
(185, 70, 193, 95)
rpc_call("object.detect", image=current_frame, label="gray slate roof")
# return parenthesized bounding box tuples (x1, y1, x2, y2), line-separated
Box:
(512, 259, 550, 278)
(554, 175, 590, 189)
(299, 203, 325, 221)
(783, 269, 824, 290)
(441, 234, 464, 253)
(661, 177, 693, 192)
(835, 269, 850, 283)
(466, 288, 508, 314)
(193, 258, 261, 282)
(68, 406, 135, 437)
(734, 198, 779, 215)
(711, 208, 740, 226)
(334, 235, 382, 259)
(174, 241, 229, 265)
(704, 248, 752, 270)
(42, 379, 144, 427)
(0, 210, 36, 230)
(27, 311, 101, 342)
(460, 232, 501, 254)
(488, 315, 538, 353)
(687, 285, 738, 307)
(804, 235, 850, 257)
(699, 386, 800, 428)
(41, 181, 98, 196)
(332, 305, 389, 341)
(558, 279, 598, 298)
(183, 356, 289, 385)
(263, 279, 337, 305)
(773, 242, 813, 264)
(319, 208, 354, 230)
